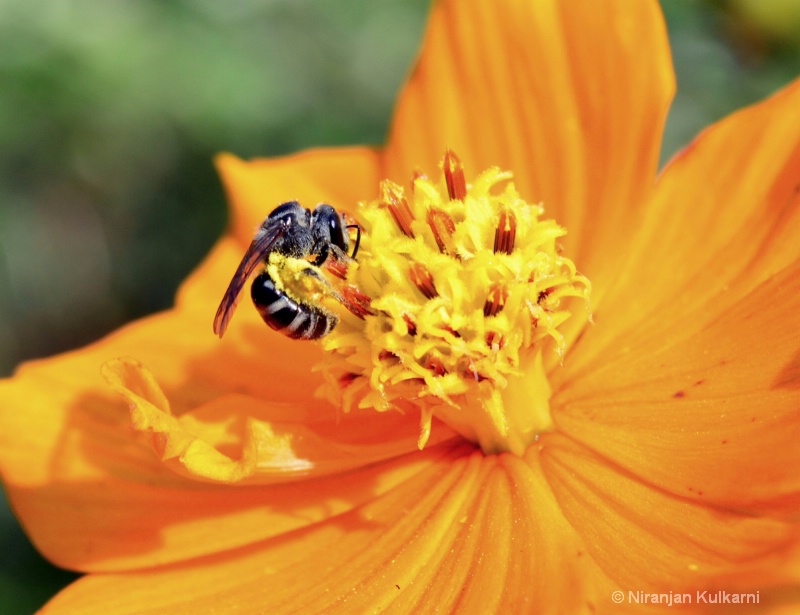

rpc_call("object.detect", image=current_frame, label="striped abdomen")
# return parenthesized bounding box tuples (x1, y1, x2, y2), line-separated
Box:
(251, 270, 338, 340)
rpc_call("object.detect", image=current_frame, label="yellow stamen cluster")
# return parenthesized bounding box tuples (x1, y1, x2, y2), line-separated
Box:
(319, 151, 590, 455)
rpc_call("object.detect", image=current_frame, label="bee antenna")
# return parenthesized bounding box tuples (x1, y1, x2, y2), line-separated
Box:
(347, 224, 362, 259)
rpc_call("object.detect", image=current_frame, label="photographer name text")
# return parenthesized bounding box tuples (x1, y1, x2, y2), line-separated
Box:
(612, 590, 760, 607)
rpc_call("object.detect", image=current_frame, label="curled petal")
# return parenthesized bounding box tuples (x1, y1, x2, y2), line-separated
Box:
(102, 357, 456, 484)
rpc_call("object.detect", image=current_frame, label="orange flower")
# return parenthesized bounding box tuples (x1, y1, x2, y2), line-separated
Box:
(2, 0, 800, 612)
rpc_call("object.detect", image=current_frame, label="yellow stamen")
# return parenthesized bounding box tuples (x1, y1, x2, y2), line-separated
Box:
(318, 151, 591, 455)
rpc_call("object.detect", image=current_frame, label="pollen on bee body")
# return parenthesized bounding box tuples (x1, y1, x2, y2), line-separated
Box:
(266, 254, 325, 299)
(317, 149, 591, 456)
(269, 253, 373, 324)
(212, 196, 378, 342)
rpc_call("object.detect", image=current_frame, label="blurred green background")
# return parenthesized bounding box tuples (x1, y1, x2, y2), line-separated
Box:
(1, 0, 798, 612)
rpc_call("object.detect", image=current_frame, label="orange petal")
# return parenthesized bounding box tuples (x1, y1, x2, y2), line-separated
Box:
(564, 77, 800, 378)
(215, 147, 380, 248)
(101, 356, 456, 484)
(553, 261, 800, 519)
(541, 434, 799, 593)
(40, 448, 621, 614)
(386, 0, 674, 289)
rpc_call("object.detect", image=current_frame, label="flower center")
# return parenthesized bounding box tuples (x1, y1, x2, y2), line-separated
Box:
(319, 150, 590, 456)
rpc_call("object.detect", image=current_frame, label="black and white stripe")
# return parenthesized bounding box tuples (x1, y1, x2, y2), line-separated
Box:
(251, 270, 338, 340)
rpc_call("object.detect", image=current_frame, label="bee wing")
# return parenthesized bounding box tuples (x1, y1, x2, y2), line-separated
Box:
(213, 223, 287, 338)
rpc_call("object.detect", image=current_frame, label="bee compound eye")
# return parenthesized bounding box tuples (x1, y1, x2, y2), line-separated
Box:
(315, 204, 348, 252)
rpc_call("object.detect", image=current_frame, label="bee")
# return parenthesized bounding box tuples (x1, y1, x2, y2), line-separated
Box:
(213, 200, 367, 340)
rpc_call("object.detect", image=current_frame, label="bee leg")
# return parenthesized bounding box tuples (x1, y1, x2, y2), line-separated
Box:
(301, 267, 372, 320)
(322, 244, 354, 280)
(311, 242, 331, 267)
